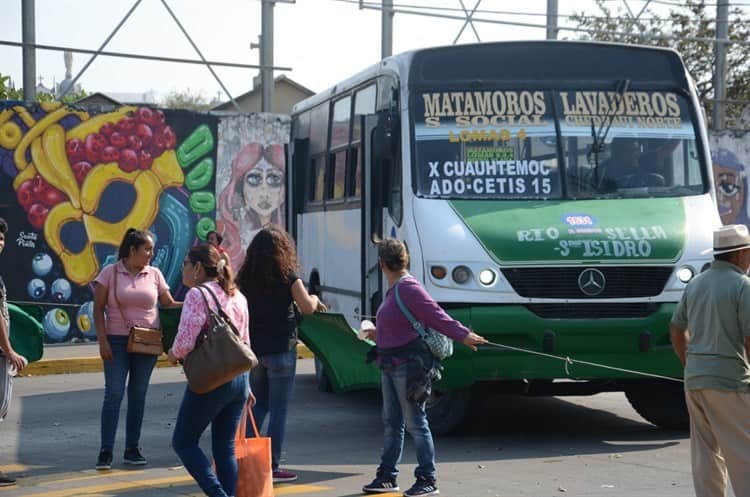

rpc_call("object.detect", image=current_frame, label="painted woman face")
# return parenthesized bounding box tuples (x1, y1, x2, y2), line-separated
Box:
(242, 159, 284, 220)
(714, 163, 745, 225)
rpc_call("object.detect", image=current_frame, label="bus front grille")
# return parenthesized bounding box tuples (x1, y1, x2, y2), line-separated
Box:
(525, 303, 661, 319)
(501, 266, 674, 298)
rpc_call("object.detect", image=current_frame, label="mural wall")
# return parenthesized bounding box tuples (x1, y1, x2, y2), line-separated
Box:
(710, 132, 750, 227)
(0, 102, 287, 343)
(216, 114, 290, 268)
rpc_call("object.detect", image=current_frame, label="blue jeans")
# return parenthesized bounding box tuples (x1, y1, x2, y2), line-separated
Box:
(378, 363, 436, 482)
(172, 372, 249, 497)
(249, 347, 296, 470)
(100, 335, 158, 452)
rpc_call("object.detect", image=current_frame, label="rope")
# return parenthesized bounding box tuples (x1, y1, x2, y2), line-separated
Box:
(337, 313, 685, 384)
(481, 340, 684, 383)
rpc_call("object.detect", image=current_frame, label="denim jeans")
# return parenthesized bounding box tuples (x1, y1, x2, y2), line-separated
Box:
(378, 362, 436, 482)
(249, 346, 297, 470)
(172, 372, 249, 497)
(100, 335, 158, 452)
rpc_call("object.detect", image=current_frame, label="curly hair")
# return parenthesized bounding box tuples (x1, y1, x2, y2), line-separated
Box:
(236, 225, 300, 293)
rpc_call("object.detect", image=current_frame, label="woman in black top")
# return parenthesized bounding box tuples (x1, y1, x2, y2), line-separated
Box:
(236, 225, 325, 483)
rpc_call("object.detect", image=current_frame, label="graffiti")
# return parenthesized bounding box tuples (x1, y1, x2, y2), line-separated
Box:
(0, 102, 218, 343)
(710, 132, 750, 227)
(216, 114, 290, 268)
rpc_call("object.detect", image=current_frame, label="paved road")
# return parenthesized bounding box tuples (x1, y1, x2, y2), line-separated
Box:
(0, 358, 716, 496)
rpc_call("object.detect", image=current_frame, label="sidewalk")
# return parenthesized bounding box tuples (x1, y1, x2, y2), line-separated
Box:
(23, 342, 313, 376)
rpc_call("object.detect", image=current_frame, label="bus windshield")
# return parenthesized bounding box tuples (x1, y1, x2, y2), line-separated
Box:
(413, 89, 705, 200)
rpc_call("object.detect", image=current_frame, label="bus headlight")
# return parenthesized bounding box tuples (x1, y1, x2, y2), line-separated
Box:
(430, 265, 447, 279)
(452, 265, 471, 284)
(676, 266, 694, 283)
(478, 269, 496, 285)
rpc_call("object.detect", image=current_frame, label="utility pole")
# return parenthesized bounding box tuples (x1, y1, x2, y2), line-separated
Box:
(261, 0, 274, 112)
(382, 0, 393, 59)
(713, 0, 729, 130)
(22, 0, 36, 101)
(546, 0, 558, 40)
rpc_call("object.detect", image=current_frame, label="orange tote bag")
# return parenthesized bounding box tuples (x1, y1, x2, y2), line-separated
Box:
(236, 404, 273, 497)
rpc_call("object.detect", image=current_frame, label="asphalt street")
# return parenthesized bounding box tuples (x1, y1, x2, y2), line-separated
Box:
(0, 358, 723, 497)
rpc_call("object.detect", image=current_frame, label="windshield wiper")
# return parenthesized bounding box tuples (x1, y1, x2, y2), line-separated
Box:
(592, 79, 631, 189)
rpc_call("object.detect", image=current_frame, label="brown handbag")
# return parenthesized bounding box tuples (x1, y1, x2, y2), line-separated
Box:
(112, 265, 164, 356)
(183, 285, 257, 394)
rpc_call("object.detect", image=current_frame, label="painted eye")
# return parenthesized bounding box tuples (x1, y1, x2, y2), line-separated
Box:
(43, 308, 71, 342)
(246, 172, 262, 187)
(27, 278, 46, 300)
(266, 172, 283, 187)
(77, 301, 97, 338)
(719, 182, 739, 197)
(51, 278, 72, 302)
(32, 253, 53, 276)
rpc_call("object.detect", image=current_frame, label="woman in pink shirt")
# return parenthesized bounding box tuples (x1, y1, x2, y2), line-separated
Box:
(92, 228, 180, 470)
(168, 244, 253, 497)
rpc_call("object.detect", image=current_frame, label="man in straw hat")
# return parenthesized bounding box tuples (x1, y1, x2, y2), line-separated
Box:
(670, 224, 750, 497)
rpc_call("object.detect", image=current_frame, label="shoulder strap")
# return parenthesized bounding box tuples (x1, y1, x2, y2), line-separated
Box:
(393, 280, 426, 339)
(112, 264, 132, 328)
(198, 284, 241, 337)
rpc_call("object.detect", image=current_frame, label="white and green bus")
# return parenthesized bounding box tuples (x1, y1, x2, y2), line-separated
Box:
(288, 41, 718, 433)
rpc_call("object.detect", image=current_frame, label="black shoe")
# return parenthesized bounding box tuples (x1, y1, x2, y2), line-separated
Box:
(0, 471, 16, 487)
(362, 475, 399, 493)
(96, 450, 113, 470)
(403, 478, 439, 496)
(123, 447, 147, 466)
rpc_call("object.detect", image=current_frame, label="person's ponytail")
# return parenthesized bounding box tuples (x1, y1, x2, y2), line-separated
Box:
(216, 257, 236, 295)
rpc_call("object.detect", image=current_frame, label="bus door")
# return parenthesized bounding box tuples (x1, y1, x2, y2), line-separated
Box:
(362, 114, 383, 320)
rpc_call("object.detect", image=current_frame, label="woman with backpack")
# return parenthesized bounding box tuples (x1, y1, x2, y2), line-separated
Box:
(361, 238, 487, 497)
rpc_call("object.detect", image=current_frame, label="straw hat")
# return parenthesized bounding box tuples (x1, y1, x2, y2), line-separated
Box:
(711, 224, 750, 255)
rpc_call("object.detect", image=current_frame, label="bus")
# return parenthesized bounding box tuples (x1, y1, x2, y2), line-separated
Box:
(287, 41, 718, 434)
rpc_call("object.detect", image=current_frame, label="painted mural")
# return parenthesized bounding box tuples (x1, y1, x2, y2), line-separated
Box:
(0, 102, 219, 342)
(216, 114, 290, 268)
(710, 132, 750, 227)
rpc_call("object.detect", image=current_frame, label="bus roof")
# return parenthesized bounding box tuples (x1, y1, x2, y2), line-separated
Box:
(292, 41, 689, 115)
(410, 41, 689, 90)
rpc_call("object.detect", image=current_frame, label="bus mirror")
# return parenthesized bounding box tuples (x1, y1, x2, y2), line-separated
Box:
(373, 110, 399, 161)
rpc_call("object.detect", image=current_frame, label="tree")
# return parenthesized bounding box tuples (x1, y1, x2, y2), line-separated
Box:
(569, 0, 750, 124)
(0, 73, 87, 103)
(161, 88, 211, 111)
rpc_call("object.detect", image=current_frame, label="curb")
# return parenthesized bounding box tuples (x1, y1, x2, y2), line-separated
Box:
(22, 345, 314, 376)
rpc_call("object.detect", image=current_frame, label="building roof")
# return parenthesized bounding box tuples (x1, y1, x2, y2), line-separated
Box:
(211, 75, 315, 111)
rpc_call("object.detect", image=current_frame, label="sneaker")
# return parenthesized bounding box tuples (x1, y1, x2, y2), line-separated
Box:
(403, 478, 439, 496)
(362, 475, 399, 493)
(272, 469, 298, 483)
(123, 447, 147, 466)
(95, 450, 113, 470)
(0, 471, 16, 487)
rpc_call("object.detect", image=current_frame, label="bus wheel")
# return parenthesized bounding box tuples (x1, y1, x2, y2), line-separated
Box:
(624, 379, 688, 430)
(314, 356, 333, 393)
(426, 388, 470, 435)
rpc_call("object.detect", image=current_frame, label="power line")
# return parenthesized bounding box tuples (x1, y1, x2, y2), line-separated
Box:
(336, 0, 750, 23)
(338, 0, 750, 46)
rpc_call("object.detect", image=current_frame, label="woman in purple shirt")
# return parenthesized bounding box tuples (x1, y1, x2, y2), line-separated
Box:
(362, 238, 486, 497)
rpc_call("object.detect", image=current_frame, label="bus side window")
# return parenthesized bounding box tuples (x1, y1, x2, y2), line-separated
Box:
(310, 155, 326, 203)
(349, 84, 376, 201)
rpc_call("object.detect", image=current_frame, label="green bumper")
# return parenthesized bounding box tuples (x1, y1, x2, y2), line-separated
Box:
(299, 304, 682, 392)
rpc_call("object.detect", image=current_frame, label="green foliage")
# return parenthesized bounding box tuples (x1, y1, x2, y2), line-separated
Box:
(569, 0, 750, 109)
(161, 88, 211, 111)
(0, 73, 87, 103)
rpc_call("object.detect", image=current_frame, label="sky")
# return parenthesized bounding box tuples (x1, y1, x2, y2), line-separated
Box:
(0, 0, 742, 104)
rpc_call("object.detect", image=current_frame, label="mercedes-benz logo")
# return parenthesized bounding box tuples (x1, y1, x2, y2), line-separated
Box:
(578, 268, 606, 296)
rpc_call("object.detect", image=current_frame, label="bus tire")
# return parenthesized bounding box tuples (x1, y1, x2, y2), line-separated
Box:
(314, 356, 333, 393)
(426, 388, 470, 435)
(624, 380, 689, 430)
